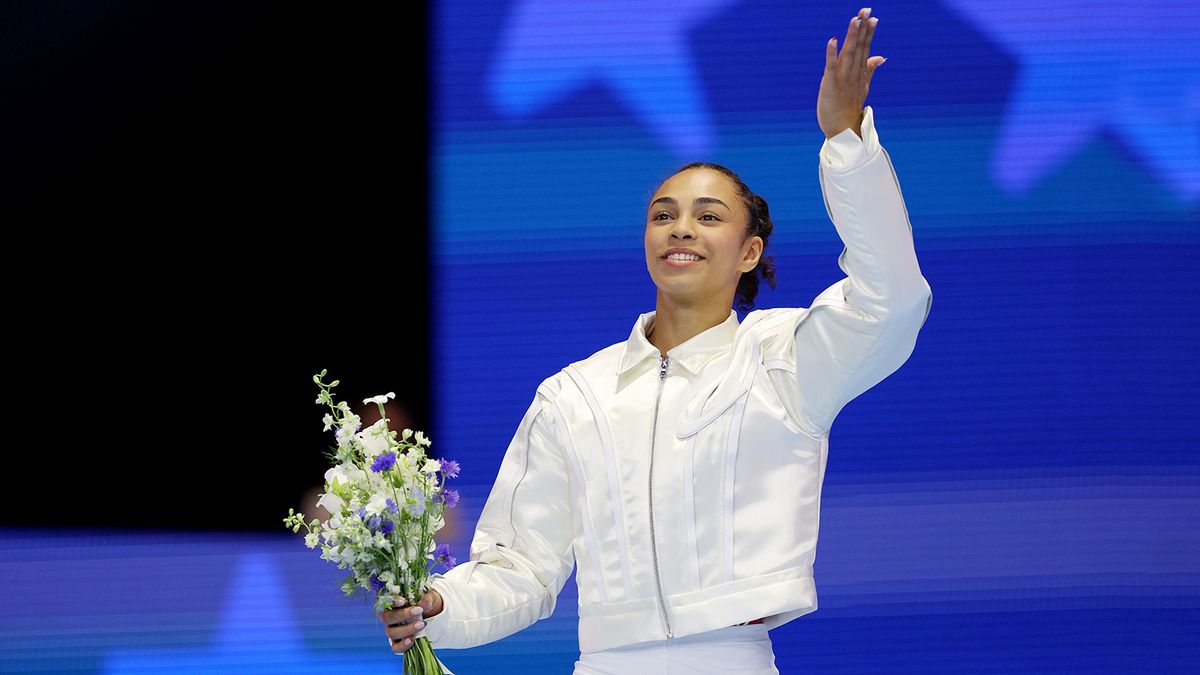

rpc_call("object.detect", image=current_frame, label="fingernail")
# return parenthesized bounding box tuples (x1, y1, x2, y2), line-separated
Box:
(415, 621, 426, 629)
(411, 607, 423, 616)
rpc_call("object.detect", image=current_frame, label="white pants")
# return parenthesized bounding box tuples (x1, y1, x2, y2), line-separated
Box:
(573, 622, 778, 675)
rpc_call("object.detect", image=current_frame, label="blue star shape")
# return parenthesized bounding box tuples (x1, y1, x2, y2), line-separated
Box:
(489, 0, 742, 158)
(943, 0, 1200, 201)
(103, 552, 400, 673)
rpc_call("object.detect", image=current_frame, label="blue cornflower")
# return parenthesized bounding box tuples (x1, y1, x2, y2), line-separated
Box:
(367, 515, 381, 532)
(386, 498, 399, 514)
(442, 488, 460, 508)
(434, 543, 457, 569)
(380, 520, 395, 535)
(439, 458, 461, 478)
(357, 506, 367, 521)
(370, 451, 397, 473)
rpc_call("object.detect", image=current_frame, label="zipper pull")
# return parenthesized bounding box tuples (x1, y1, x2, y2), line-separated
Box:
(660, 355, 669, 379)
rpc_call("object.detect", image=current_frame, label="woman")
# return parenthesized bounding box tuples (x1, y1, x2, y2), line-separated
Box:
(383, 7, 930, 673)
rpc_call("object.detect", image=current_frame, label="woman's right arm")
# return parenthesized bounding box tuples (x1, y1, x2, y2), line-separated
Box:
(388, 390, 577, 650)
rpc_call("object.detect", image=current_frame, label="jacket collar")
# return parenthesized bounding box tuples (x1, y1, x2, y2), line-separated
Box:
(615, 308, 739, 379)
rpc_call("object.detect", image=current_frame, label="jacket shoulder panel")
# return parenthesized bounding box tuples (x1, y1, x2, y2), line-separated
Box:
(564, 340, 624, 380)
(739, 306, 813, 370)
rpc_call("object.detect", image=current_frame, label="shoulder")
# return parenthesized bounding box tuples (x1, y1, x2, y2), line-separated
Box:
(739, 306, 810, 342)
(738, 306, 814, 366)
(530, 339, 624, 402)
(568, 338, 625, 380)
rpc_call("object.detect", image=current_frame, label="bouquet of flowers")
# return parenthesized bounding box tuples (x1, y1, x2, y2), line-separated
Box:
(284, 369, 461, 674)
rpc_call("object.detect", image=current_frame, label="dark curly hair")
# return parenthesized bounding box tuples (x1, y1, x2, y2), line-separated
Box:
(655, 162, 778, 313)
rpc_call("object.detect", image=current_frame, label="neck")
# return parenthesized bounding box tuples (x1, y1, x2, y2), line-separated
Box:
(648, 293, 731, 356)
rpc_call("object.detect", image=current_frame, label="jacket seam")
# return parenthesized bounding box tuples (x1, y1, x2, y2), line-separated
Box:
(683, 432, 701, 591)
(563, 365, 636, 602)
(546, 395, 609, 604)
(723, 343, 762, 582)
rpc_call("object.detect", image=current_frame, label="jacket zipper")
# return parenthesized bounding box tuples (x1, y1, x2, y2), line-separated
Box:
(648, 354, 674, 638)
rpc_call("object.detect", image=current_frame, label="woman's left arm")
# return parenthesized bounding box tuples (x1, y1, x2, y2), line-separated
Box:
(766, 8, 932, 439)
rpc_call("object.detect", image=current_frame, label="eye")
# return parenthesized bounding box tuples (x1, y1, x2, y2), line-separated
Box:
(652, 211, 672, 221)
(700, 213, 719, 221)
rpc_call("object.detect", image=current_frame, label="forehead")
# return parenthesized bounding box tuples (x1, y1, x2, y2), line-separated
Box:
(651, 168, 738, 203)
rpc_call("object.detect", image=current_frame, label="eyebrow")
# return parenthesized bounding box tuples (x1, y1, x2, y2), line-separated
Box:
(650, 196, 730, 210)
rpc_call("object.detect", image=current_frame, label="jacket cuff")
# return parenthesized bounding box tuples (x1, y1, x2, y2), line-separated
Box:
(819, 105, 880, 172)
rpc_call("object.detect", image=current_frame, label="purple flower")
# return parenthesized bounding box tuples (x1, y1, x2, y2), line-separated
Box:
(367, 515, 381, 531)
(386, 498, 399, 514)
(371, 451, 397, 473)
(439, 458, 461, 478)
(434, 543, 457, 569)
(380, 520, 394, 535)
(442, 488, 460, 508)
(357, 506, 367, 521)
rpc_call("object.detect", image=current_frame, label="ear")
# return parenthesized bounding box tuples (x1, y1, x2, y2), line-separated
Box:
(739, 235, 763, 274)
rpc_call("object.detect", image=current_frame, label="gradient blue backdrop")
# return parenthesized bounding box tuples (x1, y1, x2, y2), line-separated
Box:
(4, 1, 1197, 673)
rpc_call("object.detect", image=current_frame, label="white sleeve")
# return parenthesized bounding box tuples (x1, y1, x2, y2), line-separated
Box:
(765, 105, 933, 439)
(414, 393, 576, 650)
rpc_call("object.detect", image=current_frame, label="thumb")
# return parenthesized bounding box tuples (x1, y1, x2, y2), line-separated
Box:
(868, 56, 887, 72)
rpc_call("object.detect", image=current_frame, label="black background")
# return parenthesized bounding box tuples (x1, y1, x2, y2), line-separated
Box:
(2, 1, 431, 531)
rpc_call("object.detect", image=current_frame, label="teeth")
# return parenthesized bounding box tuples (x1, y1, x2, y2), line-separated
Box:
(666, 253, 702, 261)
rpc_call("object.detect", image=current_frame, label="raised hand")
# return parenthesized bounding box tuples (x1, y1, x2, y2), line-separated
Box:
(818, 7, 885, 140)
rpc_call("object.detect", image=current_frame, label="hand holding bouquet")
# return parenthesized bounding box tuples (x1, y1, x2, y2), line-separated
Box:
(284, 370, 461, 673)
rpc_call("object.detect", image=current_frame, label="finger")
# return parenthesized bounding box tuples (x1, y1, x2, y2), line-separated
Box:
(385, 618, 426, 641)
(853, 9, 872, 74)
(859, 16, 877, 74)
(839, 14, 860, 79)
(826, 36, 838, 72)
(381, 604, 423, 626)
(390, 635, 413, 654)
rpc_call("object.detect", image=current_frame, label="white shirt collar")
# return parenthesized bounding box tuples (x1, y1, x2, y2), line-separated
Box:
(615, 308, 739, 379)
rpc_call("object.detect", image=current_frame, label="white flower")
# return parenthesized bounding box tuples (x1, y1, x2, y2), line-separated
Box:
(316, 491, 344, 515)
(334, 413, 362, 448)
(363, 392, 396, 406)
(356, 419, 392, 460)
(365, 493, 390, 517)
(421, 458, 441, 474)
(415, 431, 432, 447)
(322, 413, 335, 431)
(305, 532, 319, 549)
(324, 463, 356, 493)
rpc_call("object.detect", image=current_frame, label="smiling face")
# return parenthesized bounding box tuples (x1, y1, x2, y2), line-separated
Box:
(644, 167, 763, 308)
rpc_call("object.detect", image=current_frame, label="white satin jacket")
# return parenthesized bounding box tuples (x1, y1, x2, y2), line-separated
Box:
(417, 105, 933, 657)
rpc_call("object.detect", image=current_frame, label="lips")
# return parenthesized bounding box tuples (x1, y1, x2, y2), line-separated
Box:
(661, 250, 705, 267)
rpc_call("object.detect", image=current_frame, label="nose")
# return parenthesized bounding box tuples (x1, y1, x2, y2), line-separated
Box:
(670, 216, 696, 240)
